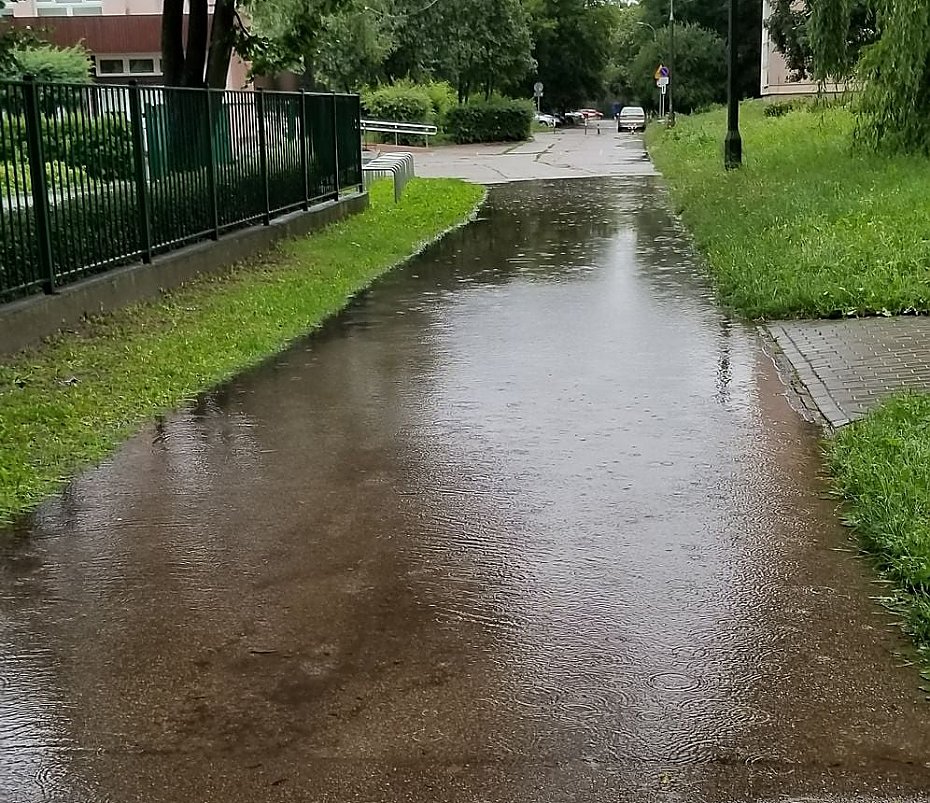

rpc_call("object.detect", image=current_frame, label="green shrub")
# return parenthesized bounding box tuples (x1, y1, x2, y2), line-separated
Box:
(423, 81, 457, 123)
(444, 99, 533, 144)
(0, 160, 89, 195)
(0, 113, 132, 180)
(66, 115, 133, 180)
(363, 83, 433, 124)
(3, 45, 92, 84)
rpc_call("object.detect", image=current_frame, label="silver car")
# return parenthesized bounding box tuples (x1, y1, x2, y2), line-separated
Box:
(618, 106, 647, 132)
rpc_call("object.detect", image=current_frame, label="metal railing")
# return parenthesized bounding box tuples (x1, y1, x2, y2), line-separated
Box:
(0, 78, 363, 303)
(363, 152, 416, 203)
(361, 118, 437, 146)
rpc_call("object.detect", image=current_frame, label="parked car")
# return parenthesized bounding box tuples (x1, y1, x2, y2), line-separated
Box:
(534, 113, 560, 127)
(617, 106, 647, 132)
(578, 108, 604, 119)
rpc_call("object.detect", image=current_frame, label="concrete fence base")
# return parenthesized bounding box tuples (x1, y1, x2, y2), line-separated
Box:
(0, 192, 369, 357)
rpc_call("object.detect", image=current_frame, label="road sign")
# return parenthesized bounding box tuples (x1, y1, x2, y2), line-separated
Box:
(657, 75, 670, 88)
(654, 65, 670, 80)
(660, 84, 667, 95)
(533, 81, 544, 97)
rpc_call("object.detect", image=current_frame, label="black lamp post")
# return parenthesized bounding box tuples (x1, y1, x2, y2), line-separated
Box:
(668, 0, 675, 126)
(724, 0, 742, 168)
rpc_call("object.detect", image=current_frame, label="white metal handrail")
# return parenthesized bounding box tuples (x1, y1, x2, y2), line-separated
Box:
(361, 119, 438, 146)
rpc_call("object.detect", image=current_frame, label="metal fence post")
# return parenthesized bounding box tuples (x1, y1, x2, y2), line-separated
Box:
(127, 81, 153, 263)
(331, 93, 340, 200)
(354, 96, 362, 191)
(299, 89, 309, 210)
(204, 89, 220, 239)
(22, 75, 55, 293)
(256, 89, 270, 225)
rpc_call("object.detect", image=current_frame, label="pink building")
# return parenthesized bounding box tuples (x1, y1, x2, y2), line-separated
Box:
(1, 0, 250, 88)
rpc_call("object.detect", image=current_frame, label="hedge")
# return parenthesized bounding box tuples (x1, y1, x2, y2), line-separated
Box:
(445, 99, 533, 144)
(0, 114, 133, 180)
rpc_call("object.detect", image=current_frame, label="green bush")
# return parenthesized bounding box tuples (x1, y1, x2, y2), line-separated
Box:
(0, 160, 89, 194)
(2, 45, 92, 84)
(66, 116, 133, 180)
(363, 83, 434, 124)
(0, 113, 132, 180)
(444, 99, 533, 144)
(423, 81, 457, 124)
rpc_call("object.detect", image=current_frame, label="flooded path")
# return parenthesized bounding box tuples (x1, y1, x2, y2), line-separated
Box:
(3, 179, 930, 802)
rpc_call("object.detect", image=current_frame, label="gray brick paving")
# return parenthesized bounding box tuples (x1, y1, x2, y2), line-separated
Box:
(767, 317, 930, 428)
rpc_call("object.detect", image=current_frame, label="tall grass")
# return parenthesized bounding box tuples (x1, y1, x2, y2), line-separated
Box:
(648, 102, 930, 319)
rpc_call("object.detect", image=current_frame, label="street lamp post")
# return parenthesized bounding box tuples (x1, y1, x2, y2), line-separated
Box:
(668, 0, 675, 126)
(724, 0, 742, 168)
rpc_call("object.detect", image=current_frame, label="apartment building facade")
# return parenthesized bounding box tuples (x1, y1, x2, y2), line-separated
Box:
(1, 0, 248, 87)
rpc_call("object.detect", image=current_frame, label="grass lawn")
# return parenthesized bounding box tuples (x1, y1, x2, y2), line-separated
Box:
(647, 102, 930, 319)
(0, 178, 485, 524)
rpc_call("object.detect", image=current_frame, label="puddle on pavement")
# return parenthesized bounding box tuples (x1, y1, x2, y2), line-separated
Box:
(2, 178, 930, 802)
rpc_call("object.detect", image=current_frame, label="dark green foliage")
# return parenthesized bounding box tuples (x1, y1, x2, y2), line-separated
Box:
(0, 114, 133, 179)
(638, 0, 762, 100)
(631, 23, 727, 113)
(527, 0, 614, 111)
(763, 99, 804, 116)
(66, 117, 133, 180)
(444, 99, 533, 143)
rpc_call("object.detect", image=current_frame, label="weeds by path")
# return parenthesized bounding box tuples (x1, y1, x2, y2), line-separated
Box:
(648, 102, 930, 319)
(0, 178, 485, 524)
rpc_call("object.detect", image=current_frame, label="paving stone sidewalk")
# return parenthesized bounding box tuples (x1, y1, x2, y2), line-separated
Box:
(767, 317, 930, 428)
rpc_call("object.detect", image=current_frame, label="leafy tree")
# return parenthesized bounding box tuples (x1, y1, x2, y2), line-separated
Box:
(315, 0, 395, 91)
(765, 0, 875, 82)
(527, 0, 615, 110)
(852, 0, 930, 152)
(631, 22, 725, 112)
(605, 2, 648, 104)
(384, 0, 532, 101)
(639, 0, 762, 99)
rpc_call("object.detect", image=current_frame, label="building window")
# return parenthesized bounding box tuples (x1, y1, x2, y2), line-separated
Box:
(34, 0, 102, 16)
(94, 55, 163, 79)
(98, 59, 125, 76)
(129, 58, 156, 75)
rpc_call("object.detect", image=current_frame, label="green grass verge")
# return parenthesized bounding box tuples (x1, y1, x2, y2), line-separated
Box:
(0, 177, 485, 524)
(647, 102, 930, 319)
(830, 395, 930, 661)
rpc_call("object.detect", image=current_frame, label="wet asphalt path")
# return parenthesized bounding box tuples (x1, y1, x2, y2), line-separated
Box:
(3, 178, 930, 802)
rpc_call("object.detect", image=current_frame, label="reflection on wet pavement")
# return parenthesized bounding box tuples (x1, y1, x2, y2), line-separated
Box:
(2, 179, 930, 802)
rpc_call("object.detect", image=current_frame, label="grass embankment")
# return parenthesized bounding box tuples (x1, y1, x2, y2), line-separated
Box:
(0, 178, 484, 523)
(650, 102, 930, 662)
(647, 102, 930, 319)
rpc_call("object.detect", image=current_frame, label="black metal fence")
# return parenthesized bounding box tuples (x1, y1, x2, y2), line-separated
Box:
(0, 78, 362, 302)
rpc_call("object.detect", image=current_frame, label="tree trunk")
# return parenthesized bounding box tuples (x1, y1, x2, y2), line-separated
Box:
(182, 0, 209, 87)
(161, 0, 185, 86)
(206, 0, 237, 89)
